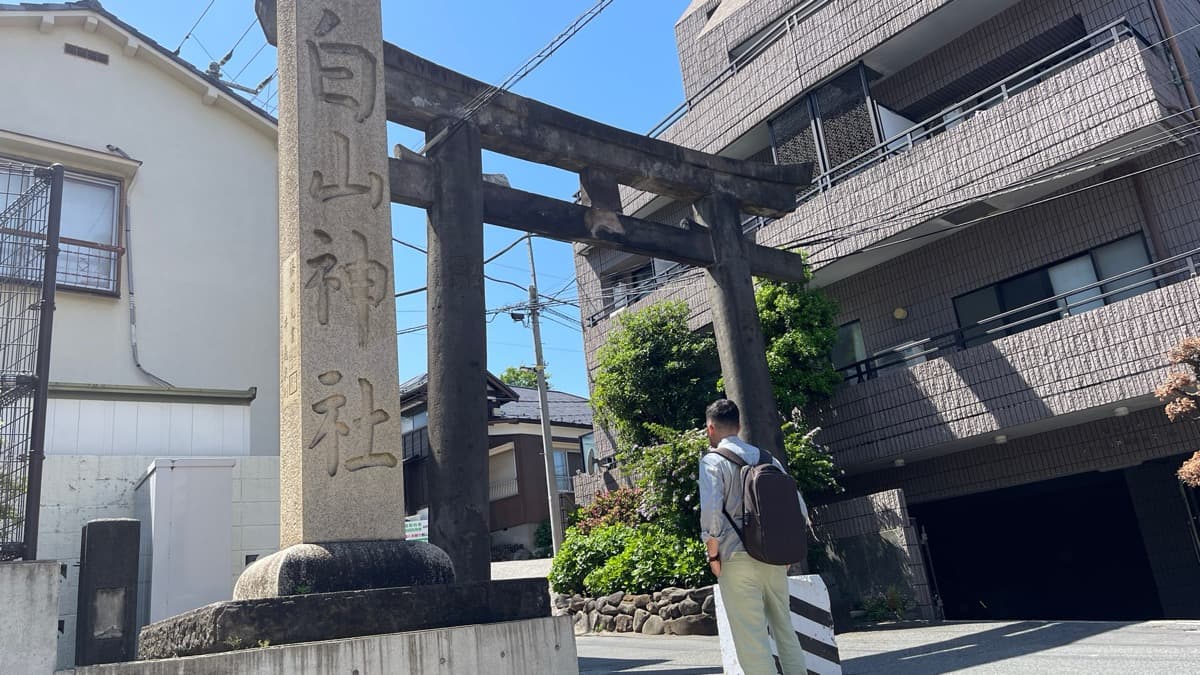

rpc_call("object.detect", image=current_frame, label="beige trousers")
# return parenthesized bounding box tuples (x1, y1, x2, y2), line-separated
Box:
(718, 551, 808, 675)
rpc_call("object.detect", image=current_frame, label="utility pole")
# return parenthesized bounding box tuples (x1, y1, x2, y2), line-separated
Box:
(526, 236, 565, 553)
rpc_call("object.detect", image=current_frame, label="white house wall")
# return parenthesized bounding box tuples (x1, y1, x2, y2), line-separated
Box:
(0, 12, 280, 456)
(46, 398, 251, 456)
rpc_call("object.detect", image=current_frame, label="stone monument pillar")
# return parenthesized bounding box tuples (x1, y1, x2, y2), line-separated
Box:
(236, 0, 452, 599)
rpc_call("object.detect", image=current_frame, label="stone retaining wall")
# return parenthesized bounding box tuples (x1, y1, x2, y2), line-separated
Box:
(552, 586, 716, 636)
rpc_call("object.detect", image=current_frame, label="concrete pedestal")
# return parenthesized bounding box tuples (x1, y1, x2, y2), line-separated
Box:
(0, 560, 60, 675)
(70, 615, 576, 674)
(138, 578, 550, 659)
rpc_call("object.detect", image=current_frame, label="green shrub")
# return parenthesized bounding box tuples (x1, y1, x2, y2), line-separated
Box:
(548, 524, 635, 595)
(621, 426, 707, 539)
(572, 487, 645, 535)
(861, 586, 914, 622)
(583, 525, 713, 595)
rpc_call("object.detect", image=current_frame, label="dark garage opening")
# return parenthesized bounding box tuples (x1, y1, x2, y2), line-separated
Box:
(910, 470, 1164, 620)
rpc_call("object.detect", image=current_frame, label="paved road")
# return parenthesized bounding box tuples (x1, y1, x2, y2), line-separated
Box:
(576, 620, 1200, 674)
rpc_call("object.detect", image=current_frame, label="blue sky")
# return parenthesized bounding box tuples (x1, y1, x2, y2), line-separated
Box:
(102, 0, 692, 397)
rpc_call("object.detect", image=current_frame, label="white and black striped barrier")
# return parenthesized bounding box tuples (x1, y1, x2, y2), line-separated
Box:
(714, 575, 842, 675)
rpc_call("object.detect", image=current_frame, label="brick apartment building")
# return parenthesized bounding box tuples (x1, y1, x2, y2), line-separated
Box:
(574, 0, 1200, 621)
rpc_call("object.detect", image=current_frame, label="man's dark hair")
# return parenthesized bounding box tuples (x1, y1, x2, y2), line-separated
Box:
(706, 399, 740, 428)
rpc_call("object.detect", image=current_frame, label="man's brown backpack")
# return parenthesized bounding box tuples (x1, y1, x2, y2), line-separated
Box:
(709, 446, 807, 565)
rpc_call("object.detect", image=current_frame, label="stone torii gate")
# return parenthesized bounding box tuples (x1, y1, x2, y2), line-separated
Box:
(255, 0, 813, 587)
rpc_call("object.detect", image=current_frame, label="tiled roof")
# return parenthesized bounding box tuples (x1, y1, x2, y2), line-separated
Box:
(495, 385, 593, 427)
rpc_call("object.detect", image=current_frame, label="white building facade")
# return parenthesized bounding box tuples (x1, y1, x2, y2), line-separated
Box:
(0, 2, 281, 666)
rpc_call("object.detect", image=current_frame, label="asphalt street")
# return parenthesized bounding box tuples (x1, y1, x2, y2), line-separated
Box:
(575, 620, 1200, 674)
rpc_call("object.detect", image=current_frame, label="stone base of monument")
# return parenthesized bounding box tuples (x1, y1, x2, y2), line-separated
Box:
(232, 539, 455, 599)
(138, 577, 550, 659)
(135, 539, 549, 660)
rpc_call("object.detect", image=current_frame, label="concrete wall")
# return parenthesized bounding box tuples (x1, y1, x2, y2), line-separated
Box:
(59, 616, 578, 675)
(0, 561, 60, 675)
(0, 9, 279, 457)
(841, 406, 1200, 504)
(37, 455, 279, 669)
(809, 490, 936, 621)
(1124, 455, 1200, 618)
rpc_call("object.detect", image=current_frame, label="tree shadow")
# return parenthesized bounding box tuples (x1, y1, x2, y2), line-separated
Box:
(842, 620, 1128, 674)
(577, 657, 721, 674)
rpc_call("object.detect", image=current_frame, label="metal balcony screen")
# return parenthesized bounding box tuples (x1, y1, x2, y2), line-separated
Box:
(0, 161, 60, 560)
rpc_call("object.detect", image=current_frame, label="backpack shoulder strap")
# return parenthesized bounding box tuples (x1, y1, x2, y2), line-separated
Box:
(707, 446, 748, 468)
(706, 446, 748, 542)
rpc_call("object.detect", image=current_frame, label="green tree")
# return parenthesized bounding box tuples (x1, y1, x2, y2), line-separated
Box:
(591, 301, 719, 448)
(499, 365, 549, 389)
(755, 275, 842, 415)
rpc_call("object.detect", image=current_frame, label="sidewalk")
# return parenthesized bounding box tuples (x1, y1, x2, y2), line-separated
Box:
(576, 620, 1200, 674)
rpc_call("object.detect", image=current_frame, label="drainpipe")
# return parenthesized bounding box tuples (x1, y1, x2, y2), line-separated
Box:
(1150, 0, 1200, 120)
(108, 147, 174, 389)
(124, 200, 173, 388)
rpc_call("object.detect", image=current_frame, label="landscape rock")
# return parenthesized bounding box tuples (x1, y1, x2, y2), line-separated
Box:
(678, 598, 701, 616)
(615, 615, 633, 632)
(641, 615, 665, 635)
(633, 608, 649, 632)
(665, 615, 717, 636)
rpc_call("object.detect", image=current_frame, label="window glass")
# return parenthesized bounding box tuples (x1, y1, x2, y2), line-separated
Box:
(1094, 235, 1153, 302)
(831, 321, 866, 370)
(954, 286, 1002, 348)
(401, 409, 427, 434)
(579, 432, 595, 474)
(1047, 255, 1102, 315)
(553, 450, 571, 492)
(876, 104, 917, 152)
(59, 175, 119, 291)
(997, 270, 1056, 332)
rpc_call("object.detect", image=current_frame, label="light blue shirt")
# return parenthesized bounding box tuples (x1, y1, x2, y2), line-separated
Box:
(698, 435, 809, 562)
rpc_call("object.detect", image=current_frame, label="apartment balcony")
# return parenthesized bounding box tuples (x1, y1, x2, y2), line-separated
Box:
(765, 20, 1186, 285)
(820, 253, 1200, 474)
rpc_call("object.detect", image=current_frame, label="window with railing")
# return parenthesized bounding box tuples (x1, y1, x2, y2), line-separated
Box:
(792, 19, 1147, 201)
(837, 237, 1199, 383)
(0, 163, 122, 293)
(953, 234, 1154, 347)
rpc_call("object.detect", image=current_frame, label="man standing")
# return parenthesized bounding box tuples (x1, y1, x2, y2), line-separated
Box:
(699, 399, 808, 674)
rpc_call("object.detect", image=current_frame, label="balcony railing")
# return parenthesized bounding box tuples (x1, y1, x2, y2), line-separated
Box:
(801, 19, 1150, 202)
(838, 246, 1200, 383)
(649, 0, 835, 137)
(489, 478, 518, 502)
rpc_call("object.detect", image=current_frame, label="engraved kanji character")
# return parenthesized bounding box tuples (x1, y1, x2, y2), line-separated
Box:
(341, 230, 389, 347)
(344, 378, 395, 472)
(308, 371, 350, 477)
(305, 230, 341, 326)
(310, 132, 384, 208)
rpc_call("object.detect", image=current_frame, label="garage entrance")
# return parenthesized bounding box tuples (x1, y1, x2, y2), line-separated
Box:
(910, 469, 1163, 620)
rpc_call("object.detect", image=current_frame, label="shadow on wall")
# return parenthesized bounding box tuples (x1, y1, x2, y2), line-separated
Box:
(823, 339, 1055, 467)
(809, 522, 922, 632)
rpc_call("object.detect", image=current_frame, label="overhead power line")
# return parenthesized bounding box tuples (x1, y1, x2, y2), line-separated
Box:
(173, 0, 218, 55)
